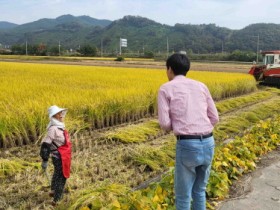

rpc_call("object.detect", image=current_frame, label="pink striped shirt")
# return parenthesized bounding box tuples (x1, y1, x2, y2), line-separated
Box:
(157, 75, 219, 135)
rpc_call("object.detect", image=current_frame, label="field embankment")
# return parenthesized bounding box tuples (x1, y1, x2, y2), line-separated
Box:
(0, 54, 252, 72)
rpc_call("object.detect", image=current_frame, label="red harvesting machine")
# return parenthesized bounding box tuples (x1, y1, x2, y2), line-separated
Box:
(249, 50, 280, 86)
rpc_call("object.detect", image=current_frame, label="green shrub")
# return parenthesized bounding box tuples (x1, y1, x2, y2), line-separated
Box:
(115, 56, 125, 61)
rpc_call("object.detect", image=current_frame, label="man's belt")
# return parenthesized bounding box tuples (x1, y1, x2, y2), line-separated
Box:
(176, 132, 213, 140)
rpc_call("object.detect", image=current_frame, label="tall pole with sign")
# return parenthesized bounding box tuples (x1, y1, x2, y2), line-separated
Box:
(120, 38, 127, 55)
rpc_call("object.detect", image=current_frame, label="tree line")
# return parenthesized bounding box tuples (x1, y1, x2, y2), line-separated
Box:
(1, 42, 260, 62)
(8, 43, 98, 56)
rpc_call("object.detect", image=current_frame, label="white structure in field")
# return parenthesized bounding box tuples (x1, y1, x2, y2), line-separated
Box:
(119, 38, 127, 55)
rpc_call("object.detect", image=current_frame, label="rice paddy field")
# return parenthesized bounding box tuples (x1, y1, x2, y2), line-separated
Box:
(0, 59, 280, 210)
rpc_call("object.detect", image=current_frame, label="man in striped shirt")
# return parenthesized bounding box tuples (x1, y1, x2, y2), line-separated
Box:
(158, 53, 219, 210)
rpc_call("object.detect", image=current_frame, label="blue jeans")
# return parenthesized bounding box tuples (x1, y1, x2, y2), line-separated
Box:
(175, 136, 215, 210)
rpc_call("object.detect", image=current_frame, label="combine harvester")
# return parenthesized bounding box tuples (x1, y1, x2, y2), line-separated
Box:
(249, 50, 280, 86)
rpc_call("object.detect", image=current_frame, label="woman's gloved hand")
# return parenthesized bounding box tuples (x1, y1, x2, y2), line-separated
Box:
(41, 161, 48, 170)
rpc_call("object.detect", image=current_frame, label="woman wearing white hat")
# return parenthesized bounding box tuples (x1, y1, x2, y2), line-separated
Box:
(40, 105, 72, 205)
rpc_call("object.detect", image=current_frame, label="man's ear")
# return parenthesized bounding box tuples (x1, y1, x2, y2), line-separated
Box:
(166, 67, 175, 81)
(168, 67, 175, 75)
(167, 67, 172, 72)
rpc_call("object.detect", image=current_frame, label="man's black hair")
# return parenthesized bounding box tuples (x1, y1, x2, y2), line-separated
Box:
(166, 53, 190, 76)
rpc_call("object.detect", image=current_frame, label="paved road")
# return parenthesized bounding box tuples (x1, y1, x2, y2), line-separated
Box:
(217, 148, 280, 210)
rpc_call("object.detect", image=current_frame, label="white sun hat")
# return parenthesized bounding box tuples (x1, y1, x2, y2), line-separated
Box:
(48, 105, 67, 119)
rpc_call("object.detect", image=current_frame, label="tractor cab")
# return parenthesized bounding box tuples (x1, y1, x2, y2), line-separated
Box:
(249, 51, 280, 86)
(262, 51, 280, 68)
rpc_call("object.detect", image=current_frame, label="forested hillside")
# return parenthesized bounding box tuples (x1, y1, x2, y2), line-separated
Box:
(1, 15, 280, 54)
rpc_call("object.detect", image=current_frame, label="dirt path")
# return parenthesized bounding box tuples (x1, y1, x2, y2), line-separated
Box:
(0, 58, 251, 73)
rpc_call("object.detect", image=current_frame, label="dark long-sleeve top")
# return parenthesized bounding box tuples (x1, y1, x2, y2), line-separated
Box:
(40, 126, 65, 161)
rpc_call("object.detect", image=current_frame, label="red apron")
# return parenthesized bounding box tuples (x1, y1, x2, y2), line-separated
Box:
(57, 130, 72, 178)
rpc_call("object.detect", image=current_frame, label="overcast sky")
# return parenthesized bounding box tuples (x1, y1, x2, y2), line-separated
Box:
(1, 0, 279, 29)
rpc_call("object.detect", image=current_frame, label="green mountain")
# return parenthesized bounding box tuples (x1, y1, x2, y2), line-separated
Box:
(227, 23, 280, 52)
(90, 16, 171, 53)
(0, 21, 18, 29)
(0, 15, 112, 47)
(1, 15, 280, 53)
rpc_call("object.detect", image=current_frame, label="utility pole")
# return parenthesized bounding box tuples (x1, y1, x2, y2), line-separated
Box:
(101, 38, 103, 57)
(119, 37, 122, 55)
(58, 41, 61, 56)
(256, 34, 260, 64)
(25, 40, 28, 55)
(167, 37, 169, 57)
(252, 34, 260, 64)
